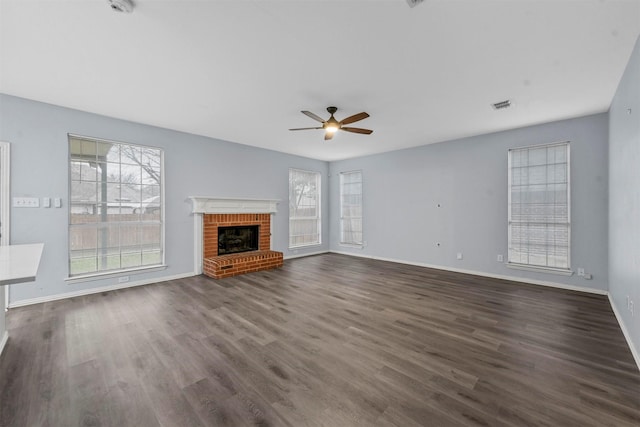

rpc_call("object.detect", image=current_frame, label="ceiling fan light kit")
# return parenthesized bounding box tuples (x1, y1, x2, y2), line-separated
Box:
(289, 106, 373, 141)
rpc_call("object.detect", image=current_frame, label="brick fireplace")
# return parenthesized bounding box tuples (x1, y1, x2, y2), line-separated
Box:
(190, 197, 283, 279)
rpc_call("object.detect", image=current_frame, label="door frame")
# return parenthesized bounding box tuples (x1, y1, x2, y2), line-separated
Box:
(1, 141, 10, 309)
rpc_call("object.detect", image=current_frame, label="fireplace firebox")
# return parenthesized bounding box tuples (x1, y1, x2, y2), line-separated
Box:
(218, 225, 259, 255)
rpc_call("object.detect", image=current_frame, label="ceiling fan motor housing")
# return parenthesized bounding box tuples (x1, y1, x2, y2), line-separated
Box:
(108, 0, 134, 13)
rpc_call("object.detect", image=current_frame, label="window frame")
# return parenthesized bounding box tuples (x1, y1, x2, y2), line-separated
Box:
(288, 168, 321, 248)
(66, 134, 165, 281)
(339, 170, 363, 247)
(507, 141, 571, 275)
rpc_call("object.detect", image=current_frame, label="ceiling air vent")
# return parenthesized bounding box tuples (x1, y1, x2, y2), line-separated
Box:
(492, 100, 512, 110)
(406, 0, 425, 7)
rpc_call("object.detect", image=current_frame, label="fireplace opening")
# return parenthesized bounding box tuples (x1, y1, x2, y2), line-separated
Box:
(218, 225, 259, 255)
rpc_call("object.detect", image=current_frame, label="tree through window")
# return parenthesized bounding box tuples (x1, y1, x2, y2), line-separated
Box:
(68, 135, 163, 277)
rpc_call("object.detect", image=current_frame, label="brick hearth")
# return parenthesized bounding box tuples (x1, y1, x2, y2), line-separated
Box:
(202, 213, 283, 278)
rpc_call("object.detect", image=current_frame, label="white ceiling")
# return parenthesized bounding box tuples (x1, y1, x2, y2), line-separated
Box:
(1, 0, 639, 161)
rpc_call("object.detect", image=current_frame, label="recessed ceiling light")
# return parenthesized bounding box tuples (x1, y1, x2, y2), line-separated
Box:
(492, 100, 512, 110)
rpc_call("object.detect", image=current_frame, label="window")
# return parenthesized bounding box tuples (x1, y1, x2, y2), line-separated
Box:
(508, 142, 570, 271)
(289, 168, 321, 247)
(68, 135, 163, 277)
(340, 170, 363, 245)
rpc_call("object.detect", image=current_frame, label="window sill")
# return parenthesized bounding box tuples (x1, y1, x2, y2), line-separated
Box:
(288, 243, 322, 250)
(506, 262, 573, 276)
(339, 243, 364, 249)
(65, 264, 168, 284)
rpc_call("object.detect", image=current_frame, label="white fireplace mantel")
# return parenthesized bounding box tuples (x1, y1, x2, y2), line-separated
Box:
(189, 197, 280, 275)
(189, 197, 279, 214)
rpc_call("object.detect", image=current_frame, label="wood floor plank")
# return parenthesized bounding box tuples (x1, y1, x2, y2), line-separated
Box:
(1, 253, 638, 426)
(0, 326, 38, 426)
(129, 342, 205, 427)
(182, 377, 242, 427)
(67, 358, 111, 426)
(24, 315, 72, 427)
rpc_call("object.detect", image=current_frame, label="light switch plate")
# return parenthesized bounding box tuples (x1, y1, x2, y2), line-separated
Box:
(43, 197, 51, 208)
(13, 197, 40, 207)
(54, 198, 62, 208)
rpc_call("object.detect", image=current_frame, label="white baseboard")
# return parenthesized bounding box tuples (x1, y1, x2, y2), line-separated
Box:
(608, 293, 640, 371)
(8, 272, 196, 309)
(284, 250, 330, 260)
(329, 250, 608, 295)
(0, 331, 8, 357)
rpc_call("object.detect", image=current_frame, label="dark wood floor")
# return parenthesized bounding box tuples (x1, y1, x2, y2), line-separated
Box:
(0, 253, 638, 426)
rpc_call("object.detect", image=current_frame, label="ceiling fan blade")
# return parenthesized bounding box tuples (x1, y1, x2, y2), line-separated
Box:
(289, 127, 323, 131)
(341, 127, 373, 135)
(324, 132, 335, 141)
(340, 112, 369, 125)
(301, 111, 326, 123)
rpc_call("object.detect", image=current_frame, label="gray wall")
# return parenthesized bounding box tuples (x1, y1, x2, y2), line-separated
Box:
(329, 113, 609, 292)
(609, 36, 640, 359)
(0, 94, 328, 304)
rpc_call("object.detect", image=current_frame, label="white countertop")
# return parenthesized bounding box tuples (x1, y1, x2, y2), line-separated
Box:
(0, 243, 44, 286)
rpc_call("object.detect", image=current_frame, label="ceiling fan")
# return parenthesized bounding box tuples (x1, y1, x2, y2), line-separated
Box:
(289, 106, 373, 140)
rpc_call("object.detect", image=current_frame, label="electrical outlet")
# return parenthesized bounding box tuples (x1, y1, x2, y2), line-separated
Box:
(118, 276, 129, 283)
(497, 254, 504, 262)
(577, 268, 585, 277)
(584, 273, 592, 280)
(457, 253, 463, 260)
(630, 300, 634, 317)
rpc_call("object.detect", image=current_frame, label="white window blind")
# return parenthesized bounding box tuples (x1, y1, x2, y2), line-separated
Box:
(69, 135, 163, 277)
(508, 142, 570, 271)
(289, 168, 321, 247)
(340, 170, 363, 245)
